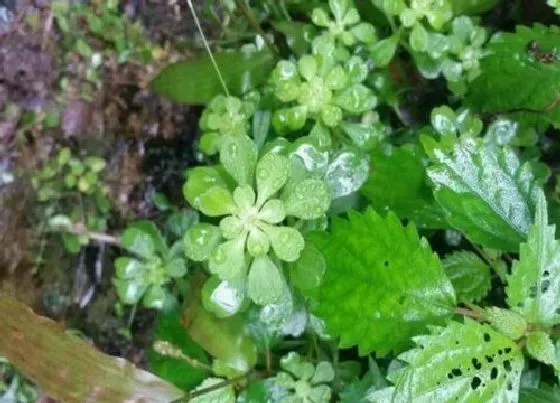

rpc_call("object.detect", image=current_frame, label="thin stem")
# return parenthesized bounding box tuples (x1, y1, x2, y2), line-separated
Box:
(235, 0, 279, 56)
(186, 0, 230, 96)
(153, 341, 214, 372)
(48, 223, 122, 247)
(455, 306, 482, 320)
(187, 373, 253, 399)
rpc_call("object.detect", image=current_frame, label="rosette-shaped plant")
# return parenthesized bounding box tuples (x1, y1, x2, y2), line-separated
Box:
(113, 221, 187, 309)
(275, 352, 334, 403)
(270, 53, 377, 134)
(311, 0, 377, 47)
(183, 135, 331, 307)
(198, 94, 257, 155)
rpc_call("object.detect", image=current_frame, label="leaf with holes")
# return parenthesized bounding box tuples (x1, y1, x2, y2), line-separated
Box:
(443, 251, 491, 303)
(507, 191, 560, 326)
(424, 136, 540, 251)
(391, 319, 524, 402)
(308, 208, 456, 356)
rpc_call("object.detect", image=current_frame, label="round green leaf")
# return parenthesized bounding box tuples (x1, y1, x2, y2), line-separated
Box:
(209, 237, 248, 280)
(183, 166, 228, 208)
(247, 227, 270, 257)
(262, 225, 305, 262)
(284, 179, 331, 220)
(143, 285, 168, 309)
(183, 223, 222, 262)
(257, 199, 286, 224)
(114, 278, 147, 305)
(115, 257, 144, 279)
(289, 244, 325, 290)
(198, 186, 236, 217)
(370, 36, 398, 67)
(202, 277, 246, 318)
(121, 228, 155, 259)
(165, 258, 187, 278)
(233, 185, 256, 210)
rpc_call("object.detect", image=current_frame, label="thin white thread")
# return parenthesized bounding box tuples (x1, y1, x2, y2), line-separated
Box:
(186, 0, 230, 97)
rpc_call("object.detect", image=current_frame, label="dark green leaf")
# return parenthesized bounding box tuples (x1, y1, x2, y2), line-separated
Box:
(150, 50, 276, 104)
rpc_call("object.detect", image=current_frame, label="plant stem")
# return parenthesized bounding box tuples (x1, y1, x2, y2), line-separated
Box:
(455, 306, 482, 320)
(187, 372, 255, 399)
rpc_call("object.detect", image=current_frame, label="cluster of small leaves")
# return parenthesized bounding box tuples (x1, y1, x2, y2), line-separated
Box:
(0, 357, 39, 403)
(114, 221, 188, 309)
(32, 147, 111, 253)
(124, 0, 560, 402)
(373, 1, 488, 94)
(548, 0, 560, 15)
(52, 0, 156, 87)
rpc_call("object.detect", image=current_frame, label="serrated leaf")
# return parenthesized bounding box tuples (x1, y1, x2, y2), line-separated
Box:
(526, 331, 557, 369)
(425, 136, 539, 251)
(150, 50, 275, 105)
(392, 320, 524, 403)
(507, 191, 560, 326)
(361, 144, 446, 229)
(443, 251, 491, 303)
(308, 208, 456, 355)
(466, 25, 560, 128)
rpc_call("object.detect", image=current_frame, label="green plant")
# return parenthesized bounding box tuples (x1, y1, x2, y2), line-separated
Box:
(16, 0, 560, 401)
(0, 357, 39, 403)
(32, 147, 111, 253)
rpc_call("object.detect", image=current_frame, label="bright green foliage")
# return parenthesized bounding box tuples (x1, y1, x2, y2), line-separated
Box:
(190, 378, 235, 403)
(311, 0, 377, 47)
(483, 307, 528, 341)
(526, 332, 558, 371)
(548, 0, 560, 15)
(466, 25, 560, 127)
(361, 144, 445, 228)
(308, 208, 456, 355)
(391, 320, 524, 402)
(32, 147, 111, 253)
(274, 352, 334, 403)
(148, 311, 209, 391)
(443, 251, 491, 303)
(198, 95, 257, 155)
(424, 135, 540, 251)
(114, 221, 187, 309)
(0, 357, 40, 403)
(183, 135, 331, 306)
(399, 0, 453, 30)
(508, 192, 560, 327)
(270, 53, 376, 133)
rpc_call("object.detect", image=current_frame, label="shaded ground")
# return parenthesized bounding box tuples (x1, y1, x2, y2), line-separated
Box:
(0, 0, 204, 372)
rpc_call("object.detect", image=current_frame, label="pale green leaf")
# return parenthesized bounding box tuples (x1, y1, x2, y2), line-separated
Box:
(289, 244, 325, 291)
(233, 185, 256, 210)
(220, 135, 258, 186)
(284, 179, 331, 220)
(209, 237, 248, 280)
(198, 186, 236, 217)
(443, 251, 491, 303)
(257, 199, 286, 224)
(256, 153, 290, 206)
(370, 36, 398, 67)
(247, 227, 270, 257)
(183, 223, 222, 262)
(425, 136, 540, 251)
(484, 307, 527, 341)
(507, 191, 560, 326)
(262, 225, 305, 262)
(121, 228, 155, 259)
(115, 257, 143, 279)
(183, 166, 228, 209)
(392, 320, 524, 403)
(308, 208, 456, 355)
(190, 378, 235, 403)
(247, 256, 286, 305)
